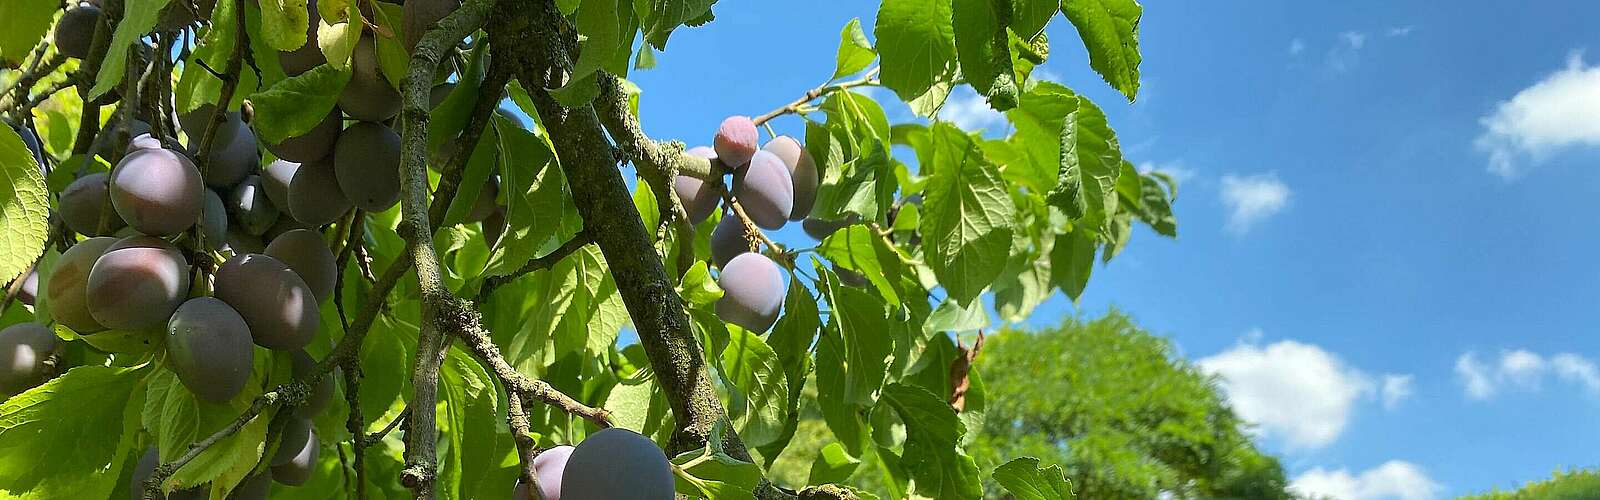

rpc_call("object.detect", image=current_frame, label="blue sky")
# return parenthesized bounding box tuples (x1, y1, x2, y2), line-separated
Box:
(615, 2, 1600, 498)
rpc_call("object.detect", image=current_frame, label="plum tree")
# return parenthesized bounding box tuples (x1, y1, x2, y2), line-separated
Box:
(270, 418, 318, 486)
(60, 172, 128, 236)
(46, 237, 118, 333)
(763, 136, 817, 221)
(200, 188, 228, 246)
(731, 150, 793, 229)
(194, 113, 258, 188)
(130, 448, 207, 500)
(264, 229, 336, 302)
(0, 323, 58, 395)
(53, 3, 101, 59)
(166, 297, 253, 403)
(263, 110, 340, 163)
(289, 350, 334, 418)
(338, 35, 401, 122)
(674, 146, 722, 224)
(109, 147, 204, 236)
(228, 175, 280, 236)
(709, 214, 746, 269)
(560, 428, 673, 500)
(277, 0, 325, 75)
(86, 236, 188, 331)
(287, 156, 353, 226)
(713, 115, 758, 168)
(715, 252, 785, 333)
(213, 253, 320, 350)
(333, 121, 402, 211)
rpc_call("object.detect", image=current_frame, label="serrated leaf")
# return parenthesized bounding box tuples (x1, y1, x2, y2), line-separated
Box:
(1011, 0, 1057, 41)
(559, 0, 629, 94)
(833, 18, 876, 79)
(993, 457, 1075, 499)
(0, 366, 144, 498)
(818, 224, 908, 307)
(174, 0, 276, 113)
(1062, 0, 1142, 100)
(258, 0, 311, 51)
(89, 0, 173, 100)
(721, 326, 788, 447)
(924, 297, 989, 333)
(369, 1, 409, 89)
(1012, 83, 1122, 229)
(755, 277, 818, 463)
(1050, 226, 1095, 302)
(818, 275, 892, 407)
(678, 261, 723, 308)
(317, 0, 362, 68)
(873, 0, 955, 102)
(438, 346, 501, 500)
(880, 383, 982, 500)
(547, 71, 600, 107)
(672, 422, 762, 500)
(0, 126, 49, 284)
(952, 0, 1018, 110)
(641, 0, 716, 50)
(246, 64, 349, 143)
(482, 117, 581, 277)
(918, 123, 1013, 305)
(808, 442, 861, 485)
(0, 0, 57, 66)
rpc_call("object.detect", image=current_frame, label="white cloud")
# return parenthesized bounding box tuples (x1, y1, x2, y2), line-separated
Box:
(1387, 26, 1416, 37)
(1326, 31, 1368, 72)
(1380, 375, 1414, 410)
(1289, 38, 1307, 56)
(1340, 31, 1368, 50)
(1455, 349, 1600, 399)
(1476, 51, 1600, 179)
(1291, 461, 1443, 500)
(937, 87, 1006, 133)
(1137, 160, 1197, 186)
(1198, 339, 1374, 449)
(1219, 173, 1290, 234)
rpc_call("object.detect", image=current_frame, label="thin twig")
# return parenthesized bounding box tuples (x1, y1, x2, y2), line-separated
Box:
(750, 67, 879, 126)
(475, 232, 591, 303)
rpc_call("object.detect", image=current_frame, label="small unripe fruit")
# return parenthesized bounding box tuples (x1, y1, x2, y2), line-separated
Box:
(675, 146, 722, 224)
(731, 150, 793, 229)
(214, 253, 320, 350)
(333, 121, 401, 212)
(47, 237, 118, 333)
(764, 136, 818, 220)
(709, 215, 746, 269)
(713, 116, 758, 168)
(0, 323, 58, 394)
(167, 297, 253, 403)
(561, 428, 673, 500)
(60, 173, 128, 236)
(715, 252, 785, 333)
(54, 3, 102, 59)
(265, 229, 336, 302)
(110, 148, 204, 236)
(86, 236, 188, 331)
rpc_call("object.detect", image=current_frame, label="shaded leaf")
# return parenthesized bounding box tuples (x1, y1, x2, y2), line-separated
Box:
(873, 0, 955, 101)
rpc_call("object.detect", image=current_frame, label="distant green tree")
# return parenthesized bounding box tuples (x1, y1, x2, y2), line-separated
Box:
(969, 311, 1294, 499)
(1460, 468, 1600, 499)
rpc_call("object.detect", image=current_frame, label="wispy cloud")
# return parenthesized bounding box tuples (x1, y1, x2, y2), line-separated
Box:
(1455, 349, 1600, 400)
(1219, 173, 1290, 234)
(1381, 375, 1414, 410)
(1387, 25, 1416, 37)
(1476, 50, 1600, 179)
(1326, 31, 1368, 72)
(1292, 461, 1442, 500)
(1289, 38, 1306, 56)
(1137, 160, 1196, 186)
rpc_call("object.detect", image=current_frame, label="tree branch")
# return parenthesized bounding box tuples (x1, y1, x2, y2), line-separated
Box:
(749, 67, 879, 127)
(475, 231, 591, 303)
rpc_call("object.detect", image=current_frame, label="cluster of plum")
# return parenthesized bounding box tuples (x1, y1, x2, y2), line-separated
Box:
(512, 427, 675, 500)
(53, 0, 219, 61)
(673, 116, 821, 334)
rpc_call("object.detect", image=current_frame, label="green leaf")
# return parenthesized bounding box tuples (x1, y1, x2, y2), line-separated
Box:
(993, 236, 1052, 322)
(368, 1, 409, 89)
(605, 371, 675, 440)
(678, 261, 723, 308)
(1012, 83, 1122, 229)
(917, 123, 1013, 306)
(874, 0, 956, 102)
(821, 90, 891, 155)
(1061, 0, 1142, 100)
(89, 0, 173, 100)
(175, 0, 276, 113)
(0, 366, 144, 498)
(553, 246, 626, 357)
(819, 279, 893, 407)
(721, 326, 788, 448)
(559, 0, 631, 98)
(808, 442, 861, 485)
(832, 18, 876, 79)
(245, 64, 350, 144)
(0, 0, 57, 66)
(439, 126, 500, 229)
(547, 72, 600, 108)
(1049, 226, 1095, 302)
(672, 422, 761, 500)
(993, 457, 1076, 500)
(924, 297, 989, 333)
(755, 277, 818, 463)
(438, 346, 502, 500)
(810, 129, 894, 224)
(952, 0, 1019, 110)
(880, 384, 982, 500)
(316, 0, 362, 68)
(0, 126, 49, 284)
(1011, 0, 1058, 41)
(818, 224, 909, 307)
(258, 0, 311, 51)
(482, 117, 581, 277)
(640, 0, 716, 50)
